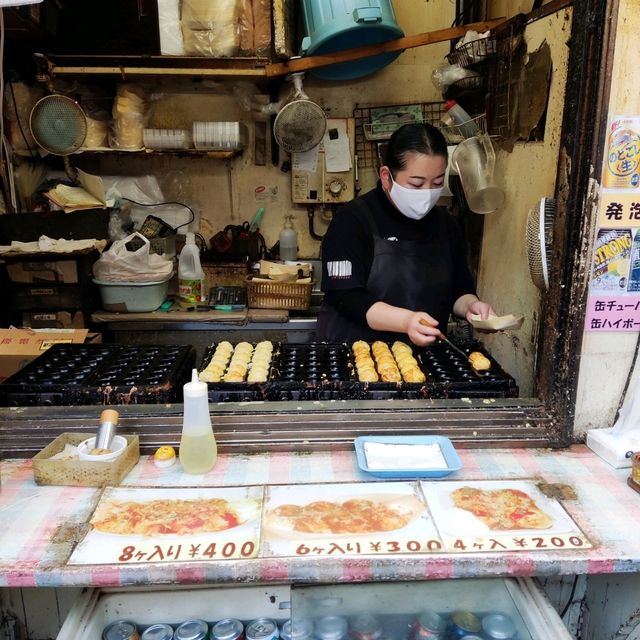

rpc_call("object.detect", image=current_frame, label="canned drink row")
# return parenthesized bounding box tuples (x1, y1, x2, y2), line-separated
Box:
(104, 617, 283, 640)
(104, 611, 518, 640)
(310, 610, 517, 640)
(411, 609, 518, 640)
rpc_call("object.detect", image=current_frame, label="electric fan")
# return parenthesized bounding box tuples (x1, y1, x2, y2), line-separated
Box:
(29, 95, 87, 155)
(273, 73, 326, 154)
(526, 197, 556, 291)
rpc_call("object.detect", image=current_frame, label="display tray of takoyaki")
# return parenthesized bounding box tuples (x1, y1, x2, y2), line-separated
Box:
(198, 340, 518, 402)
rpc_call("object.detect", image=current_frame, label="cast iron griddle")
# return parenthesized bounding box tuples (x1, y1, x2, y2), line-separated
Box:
(0, 343, 195, 406)
(201, 341, 518, 402)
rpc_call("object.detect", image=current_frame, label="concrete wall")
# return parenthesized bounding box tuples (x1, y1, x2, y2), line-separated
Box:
(474, 9, 572, 397)
(573, 0, 640, 434)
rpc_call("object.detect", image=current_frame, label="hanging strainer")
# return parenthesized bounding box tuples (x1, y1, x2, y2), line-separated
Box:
(29, 95, 87, 155)
(273, 73, 326, 154)
(526, 196, 556, 290)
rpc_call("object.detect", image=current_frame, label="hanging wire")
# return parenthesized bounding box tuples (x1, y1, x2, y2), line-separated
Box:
(119, 196, 196, 231)
(8, 81, 35, 158)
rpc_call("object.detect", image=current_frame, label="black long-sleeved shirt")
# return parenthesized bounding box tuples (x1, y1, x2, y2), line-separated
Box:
(321, 184, 476, 329)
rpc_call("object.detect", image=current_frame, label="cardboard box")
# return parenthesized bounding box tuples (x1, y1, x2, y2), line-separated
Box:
(6, 259, 79, 284)
(23, 310, 86, 329)
(0, 328, 89, 383)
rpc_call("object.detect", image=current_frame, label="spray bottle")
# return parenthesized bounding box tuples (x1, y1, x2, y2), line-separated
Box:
(279, 215, 298, 261)
(179, 369, 217, 474)
(178, 232, 205, 307)
(444, 100, 480, 139)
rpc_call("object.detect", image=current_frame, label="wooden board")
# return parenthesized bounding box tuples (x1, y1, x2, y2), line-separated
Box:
(91, 309, 248, 323)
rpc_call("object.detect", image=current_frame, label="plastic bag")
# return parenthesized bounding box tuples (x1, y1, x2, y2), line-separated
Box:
(238, 0, 271, 56)
(110, 85, 147, 150)
(431, 63, 481, 92)
(158, 0, 185, 54)
(611, 364, 640, 435)
(93, 232, 174, 282)
(181, 0, 239, 56)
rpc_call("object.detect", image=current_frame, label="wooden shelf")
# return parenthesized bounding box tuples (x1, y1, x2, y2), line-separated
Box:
(15, 147, 242, 160)
(79, 148, 242, 159)
(34, 53, 271, 83)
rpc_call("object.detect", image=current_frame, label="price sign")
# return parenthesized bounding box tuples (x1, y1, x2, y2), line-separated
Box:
(441, 533, 591, 554)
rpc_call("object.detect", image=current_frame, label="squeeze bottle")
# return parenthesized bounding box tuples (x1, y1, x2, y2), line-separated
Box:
(279, 215, 298, 261)
(178, 232, 205, 307)
(445, 100, 480, 139)
(179, 369, 217, 474)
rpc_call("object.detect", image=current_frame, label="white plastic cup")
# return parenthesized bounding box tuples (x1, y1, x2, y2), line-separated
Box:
(451, 134, 505, 214)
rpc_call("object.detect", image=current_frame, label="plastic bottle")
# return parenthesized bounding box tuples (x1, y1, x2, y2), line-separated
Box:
(178, 232, 205, 307)
(445, 100, 480, 139)
(628, 230, 640, 292)
(279, 215, 298, 261)
(179, 369, 217, 474)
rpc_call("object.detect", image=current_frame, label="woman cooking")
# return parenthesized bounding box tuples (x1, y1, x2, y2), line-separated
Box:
(317, 122, 496, 346)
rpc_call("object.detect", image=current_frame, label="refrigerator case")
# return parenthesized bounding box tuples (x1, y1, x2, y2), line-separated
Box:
(56, 578, 572, 640)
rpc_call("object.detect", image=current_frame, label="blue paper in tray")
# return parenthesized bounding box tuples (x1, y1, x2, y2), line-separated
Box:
(354, 435, 463, 479)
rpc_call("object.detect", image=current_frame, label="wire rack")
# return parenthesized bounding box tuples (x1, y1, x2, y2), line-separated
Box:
(446, 37, 497, 67)
(353, 102, 447, 169)
(486, 21, 525, 138)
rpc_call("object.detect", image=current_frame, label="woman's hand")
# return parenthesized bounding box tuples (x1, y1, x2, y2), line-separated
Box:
(366, 302, 440, 346)
(465, 298, 496, 323)
(453, 294, 497, 323)
(405, 311, 440, 347)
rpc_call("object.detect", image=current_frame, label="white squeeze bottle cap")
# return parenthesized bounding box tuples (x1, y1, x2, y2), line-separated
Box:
(182, 368, 212, 434)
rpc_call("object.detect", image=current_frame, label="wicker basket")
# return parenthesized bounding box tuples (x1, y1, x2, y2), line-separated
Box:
(246, 276, 313, 310)
(32, 432, 140, 487)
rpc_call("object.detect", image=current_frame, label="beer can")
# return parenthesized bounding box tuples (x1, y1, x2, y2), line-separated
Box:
(210, 619, 244, 640)
(449, 611, 481, 638)
(481, 613, 517, 639)
(632, 452, 640, 484)
(103, 620, 140, 640)
(246, 618, 279, 640)
(280, 618, 314, 640)
(410, 610, 447, 639)
(315, 616, 349, 640)
(350, 613, 383, 640)
(141, 624, 174, 640)
(175, 620, 209, 640)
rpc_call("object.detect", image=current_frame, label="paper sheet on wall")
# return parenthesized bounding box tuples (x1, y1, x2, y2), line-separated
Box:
(324, 123, 352, 173)
(292, 146, 319, 173)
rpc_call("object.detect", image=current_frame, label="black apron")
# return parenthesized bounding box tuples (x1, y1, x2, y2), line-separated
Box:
(317, 199, 455, 343)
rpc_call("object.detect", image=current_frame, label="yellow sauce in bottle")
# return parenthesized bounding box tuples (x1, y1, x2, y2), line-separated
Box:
(179, 430, 217, 474)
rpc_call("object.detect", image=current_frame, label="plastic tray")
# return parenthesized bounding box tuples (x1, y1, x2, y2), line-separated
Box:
(354, 435, 463, 479)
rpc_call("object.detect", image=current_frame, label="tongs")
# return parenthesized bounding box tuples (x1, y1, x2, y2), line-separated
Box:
(418, 318, 469, 360)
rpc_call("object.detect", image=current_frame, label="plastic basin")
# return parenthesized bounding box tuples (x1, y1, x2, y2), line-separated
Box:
(93, 274, 172, 312)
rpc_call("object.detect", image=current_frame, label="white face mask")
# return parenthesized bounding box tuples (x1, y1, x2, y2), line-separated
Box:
(389, 178, 443, 220)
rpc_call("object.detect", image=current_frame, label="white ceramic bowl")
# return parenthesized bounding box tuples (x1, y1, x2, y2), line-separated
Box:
(78, 435, 127, 462)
